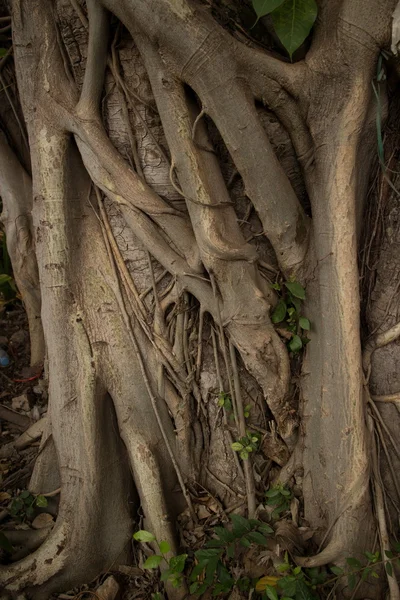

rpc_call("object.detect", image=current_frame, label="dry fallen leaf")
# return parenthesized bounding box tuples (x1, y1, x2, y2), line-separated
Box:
(255, 575, 280, 592)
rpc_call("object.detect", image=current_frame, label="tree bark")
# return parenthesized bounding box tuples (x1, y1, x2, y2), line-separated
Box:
(0, 0, 399, 598)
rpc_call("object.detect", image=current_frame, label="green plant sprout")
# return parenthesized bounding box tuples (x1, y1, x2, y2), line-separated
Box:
(271, 281, 310, 353)
(133, 519, 400, 598)
(231, 431, 260, 460)
(265, 484, 293, 519)
(8, 490, 48, 522)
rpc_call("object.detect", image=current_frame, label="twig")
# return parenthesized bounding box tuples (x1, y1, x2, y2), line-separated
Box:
(140, 269, 168, 300)
(95, 188, 148, 322)
(97, 193, 196, 521)
(169, 160, 232, 209)
(110, 28, 144, 179)
(368, 412, 400, 599)
(69, 0, 88, 28)
(372, 393, 400, 403)
(191, 107, 214, 153)
(195, 309, 204, 381)
(210, 326, 244, 480)
(210, 273, 239, 427)
(0, 72, 29, 151)
(374, 418, 400, 505)
(229, 339, 256, 518)
(41, 487, 61, 498)
(368, 398, 400, 464)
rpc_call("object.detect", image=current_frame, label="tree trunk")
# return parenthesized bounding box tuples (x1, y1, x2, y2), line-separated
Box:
(1, 0, 400, 598)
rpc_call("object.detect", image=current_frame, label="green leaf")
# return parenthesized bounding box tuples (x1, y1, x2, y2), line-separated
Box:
(0, 274, 12, 286)
(299, 317, 310, 331)
(265, 585, 279, 600)
(240, 536, 252, 548)
(190, 561, 207, 582)
(330, 565, 343, 576)
(371, 570, 380, 578)
(365, 551, 375, 561)
(295, 579, 315, 600)
(20, 490, 31, 499)
(284, 281, 306, 300)
(0, 531, 12, 553)
(289, 334, 303, 352)
(361, 567, 371, 581)
(169, 554, 187, 574)
(265, 488, 281, 498)
(217, 564, 234, 585)
(271, 282, 281, 290)
(35, 495, 48, 508)
(230, 513, 252, 536)
(190, 582, 199, 594)
(240, 450, 249, 460)
(159, 540, 170, 554)
(143, 555, 163, 569)
(246, 531, 269, 546)
(272, 299, 287, 324)
(386, 561, 393, 577)
(213, 526, 234, 542)
(205, 555, 219, 585)
(277, 563, 291, 573)
(231, 442, 244, 452)
(195, 548, 222, 560)
(258, 523, 274, 535)
(252, 0, 286, 18)
(346, 557, 361, 569)
(226, 543, 235, 558)
(293, 566, 301, 575)
(271, 0, 317, 58)
(205, 539, 226, 548)
(347, 573, 356, 590)
(385, 550, 394, 559)
(133, 530, 156, 542)
(278, 576, 296, 596)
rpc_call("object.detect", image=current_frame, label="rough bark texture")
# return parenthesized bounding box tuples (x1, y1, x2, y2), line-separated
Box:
(1, 0, 400, 598)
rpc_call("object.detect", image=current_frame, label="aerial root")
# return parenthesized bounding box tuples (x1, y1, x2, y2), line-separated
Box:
(0, 521, 69, 590)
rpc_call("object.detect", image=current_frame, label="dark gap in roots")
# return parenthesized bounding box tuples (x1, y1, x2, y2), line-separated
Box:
(254, 99, 311, 218)
(359, 94, 400, 342)
(183, 84, 279, 272)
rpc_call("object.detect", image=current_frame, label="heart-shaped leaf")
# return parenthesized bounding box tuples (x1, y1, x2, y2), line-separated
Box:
(271, 0, 318, 58)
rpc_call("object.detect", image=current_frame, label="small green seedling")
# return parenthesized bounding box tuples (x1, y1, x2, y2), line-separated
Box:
(232, 431, 260, 460)
(271, 281, 310, 353)
(133, 530, 187, 588)
(243, 404, 251, 419)
(190, 514, 273, 596)
(265, 484, 292, 519)
(217, 392, 232, 411)
(8, 490, 48, 522)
